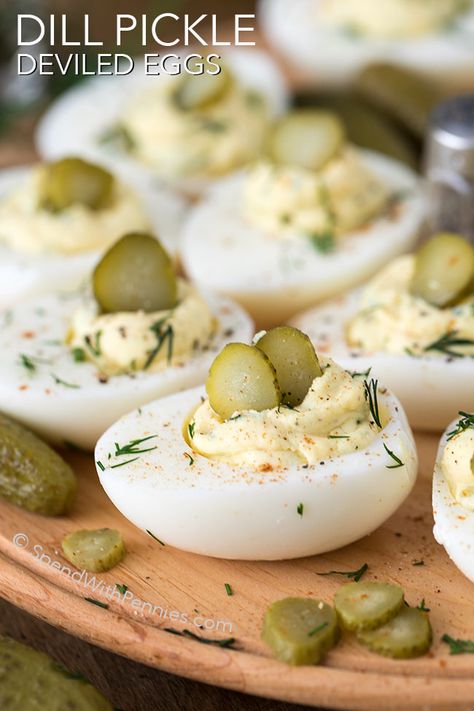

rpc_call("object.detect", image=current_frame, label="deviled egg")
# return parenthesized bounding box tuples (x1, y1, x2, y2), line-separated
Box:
(433, 411, 474, 582)
(292, 233, 474, 431)
(36, 51, 289, 197)
(95, 326, 417, 560)
(0, 233, 253, 450)
(181, 109, 425, 328)
(259, 0, 474, 86)
(0, 157, 185, 307)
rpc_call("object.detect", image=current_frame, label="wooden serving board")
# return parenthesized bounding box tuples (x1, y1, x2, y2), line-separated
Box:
(0, 432, 473, 710)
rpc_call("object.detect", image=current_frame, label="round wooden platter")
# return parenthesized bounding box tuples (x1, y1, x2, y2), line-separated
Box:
(0, 432, 473, 711)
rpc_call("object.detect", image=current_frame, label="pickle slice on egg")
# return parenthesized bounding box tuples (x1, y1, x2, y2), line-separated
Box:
(173, 62, 232, 111)
(39, 157, 114, 212)
(357, 606, 432, 659)
(410, 233, 474, 307)
(206, 343, 281, 420)
(62, 528, 125, 573)
(93, 232, 177, 314)
(262, 597, 339, 666)
(267, 110, 345, 172)
(334, 582, 404, 632)
(256, 326, 323, 408)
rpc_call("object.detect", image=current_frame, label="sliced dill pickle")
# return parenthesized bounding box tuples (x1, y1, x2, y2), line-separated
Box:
(256, 326, 323, 408)
(357, 606, 432, 659)
(39, 157, 114, 212)
(410, 233, 474, 307)
(262, 597, 339, 666)
(334, 582, 404, 632)
(0, 636, 113, 710)
(268, 110, 345, 172)
(93, 232, 177, 314)
(206, 343, 281, 420)
(354, 64, 442, 138)
(0, 413, 76, 516)
(173, 62, 232, 111)
(62, 528, 125, 573)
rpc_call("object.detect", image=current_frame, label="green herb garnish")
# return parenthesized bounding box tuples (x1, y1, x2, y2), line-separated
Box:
(184, 452, 195, 466)
(417, 599, 430, 612)
(84, 330, 102, 358)
(424, 331, 474, 358)
(442, 634, 474, 654)
(71, 347, 87, 362)
(84, 597, 109, 610)
(297, 503, 304, 517)
(96, 460, 105, 471)
(51, 373, 80, 389)
(164, 628, 237, 649)
(116, 583, 128, 595)
(110, 457, 140, 469)
(188, 421, 195, 439)
(19, 353, 52, 372)
(145, 319, 174, 369)
(317, 562, 369, 583)
(447, 411, 474, 441)
(364, 379, 382, 428)
(146, 530, 165, 545)
(383, 443, 404, 469)
(114, 435, 157, 457)
(308, 621, 329, 637)
(349, 368, 372, 379)
(224, 583, 233, 597)
(328, 434, 350, 440)
(309, 231, 335, 254)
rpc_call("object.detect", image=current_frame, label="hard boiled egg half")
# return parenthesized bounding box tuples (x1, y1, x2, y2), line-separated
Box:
(433, 412, 474, 582)
(259, 0, 474, 86)
(95, 326, 417, 560)
(181, 110, 425, 329)
(36, 50, 289, 198)
(292, 233, 474, 431)
(0, 233, 252, 450)
(0, 157, 185, 308)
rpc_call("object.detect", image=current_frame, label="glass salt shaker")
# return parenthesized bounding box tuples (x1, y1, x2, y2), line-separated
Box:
(424, 94, 474, 244)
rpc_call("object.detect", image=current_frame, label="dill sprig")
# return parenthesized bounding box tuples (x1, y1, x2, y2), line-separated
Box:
(383, 443, 404, 469)
(116, 583, 128, 595)
(308, 621, 328, 637)
(84, 597, 109, 610)
(146, 530, 165, 545)
(309, 232, 335, 254)
(317, 562, 369, 583)
(188, 421, 195, 439)
(114, 434, 157, 457)
(224, 583, 233, 596)
(297, 503, 304, 517)
(184, 452, 195, 466)
(145, 318, 174, 369)
(442, 634, 474, 655)
(164, 628, 237, 649)
(51, 373, 80, 389)
(84, 330, 102, 358)
(364, 379, 382, 428)
(424, 331, 474, 358)
(349, 367, 372, 379)
(417, 599, 430, 612)
(447, 411, 474, 441)
(19, 353, 52, 372)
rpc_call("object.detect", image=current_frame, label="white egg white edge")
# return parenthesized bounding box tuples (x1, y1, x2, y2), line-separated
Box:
(180, 149, 425, 324)
(0, 165, 186, 308)
(259, 0, 474, 84)
(35, 48, 290, 197)
(433, 421, 474, 583)
(0, 291, 253, 451)
(95, 384, 417, 561)
(290, 290, 474, 433)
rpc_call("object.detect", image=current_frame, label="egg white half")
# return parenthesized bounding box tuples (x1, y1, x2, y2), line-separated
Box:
(291, 291, 474, 432)
(433, 421, 474, 582)
(0, 165, 186, 309)
(180, 151, 424, 329)
(0, 292, 253, 450)
(259, 0, 474, 86)
(36, 50, 289, 198)
(95, 384, 417, 560)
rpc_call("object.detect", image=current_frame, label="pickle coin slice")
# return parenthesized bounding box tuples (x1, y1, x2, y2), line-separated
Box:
(173, 62, 232, 111)
(256, 326, 323, 408)
(62, 528, 125, 573)
(262, 597, 339, 666)
(39, 157, 114, 212)
(357, 606, 432, 659)
(0, 413, 76, 516)
(334, 581, 404, 632)
(0, 636, 113, 710)
(268, 110, 345, 172)
(93, 232, 177, 314)
(206, 343, 281, 420)
(410, 233, 474, 307)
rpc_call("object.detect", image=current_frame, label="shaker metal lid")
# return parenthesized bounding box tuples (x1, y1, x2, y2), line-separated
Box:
(426, 94, 474, 178)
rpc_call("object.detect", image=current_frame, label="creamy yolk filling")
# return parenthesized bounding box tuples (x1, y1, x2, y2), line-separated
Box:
(69, 280, 216, 376)
(441, 427, 474, 511)
(318, 0, 466, 39)
(0, 167, 150, 255)
(346, 255, 474, 356)
(190, 359, 380, 469)
(243, 147, 388, 239)
(121, 79, 269, 178)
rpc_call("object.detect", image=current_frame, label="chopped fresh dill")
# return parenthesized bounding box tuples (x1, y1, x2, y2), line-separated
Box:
(308, 621, 328, 637)
(146, 530, 165, 545)
(328, 434, 350, 440)
(349, 367, 372, 379)
(164, 628, 237, 649)
(442, 634, 474, 655)
(317, 562, 369, 583)
(224, 583, 233, 597)
(229, 414, 241, 421)
(364, 379, 382, 428)
(116, 583, 128, 595)
(145, 318, 174, 369)
(71, 347, 87, 362)
(383, 443, 404, 469)
(188, 421, 195, 439)
(447, 411, 474, 441)
(424, 331, 474, 358)
(84, 330, 102, 358)
(309, 231, 335, 254)
(114, 434, 158, 457)
(84, 597, 109, 610)
(417, 599, 430, 612)
(110, 457, 140, 469)
(184, 452, 195, 466)
(96, 461, 105, 471)
(51, 373, 80, 389)
(297, 502, 304, 517)
(19, 353, 52, 372)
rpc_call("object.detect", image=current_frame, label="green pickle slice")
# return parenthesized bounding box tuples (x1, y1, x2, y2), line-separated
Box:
(334, 582, 404, 632)
(206, 343, 281, 420)
(262, 597, 339, 666)
(268, 110, 345, 172)
(0, 636, 113, 710)
(173, 62, 232, 111)
(39, 157, 114, 212)
(410, 233, 474, 307)
(93, 232, 177, 314)
(62, 528, 125, 573)
(0, 413, 76, 516)
(357, 606, 432, 659)
(256, 326, 323, 408)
